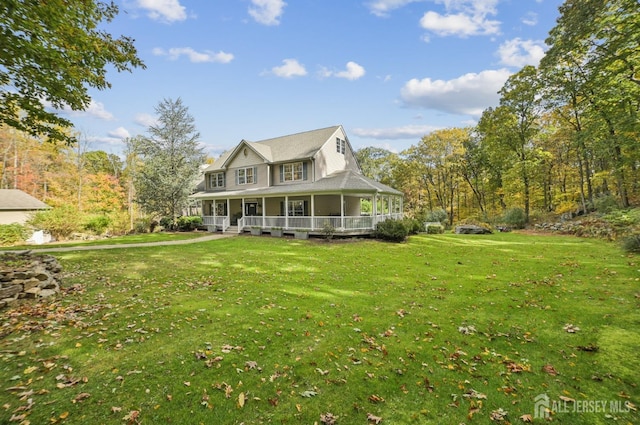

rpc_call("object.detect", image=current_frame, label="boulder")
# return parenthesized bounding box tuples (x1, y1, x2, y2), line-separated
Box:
(455, 224, 492, 234)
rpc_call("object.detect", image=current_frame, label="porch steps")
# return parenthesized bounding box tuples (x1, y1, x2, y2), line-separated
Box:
(223, 225, 239, 234)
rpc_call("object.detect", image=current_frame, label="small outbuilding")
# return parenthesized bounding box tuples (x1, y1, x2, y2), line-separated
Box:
(0, 189, 49, 225)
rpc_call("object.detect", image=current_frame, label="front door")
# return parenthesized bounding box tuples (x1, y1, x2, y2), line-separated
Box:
(246, 202, 258, 216)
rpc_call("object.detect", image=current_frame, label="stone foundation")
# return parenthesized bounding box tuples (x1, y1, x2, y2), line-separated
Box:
(0, 251, 63, 309)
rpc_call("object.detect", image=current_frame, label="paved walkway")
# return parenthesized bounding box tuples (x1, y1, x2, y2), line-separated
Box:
(2, 233, 236, 253)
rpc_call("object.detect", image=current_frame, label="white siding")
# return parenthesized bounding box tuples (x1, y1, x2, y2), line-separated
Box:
(314, 127, 360, 178)
(225, 146, 269, 190)
(0, 211, 32, 225)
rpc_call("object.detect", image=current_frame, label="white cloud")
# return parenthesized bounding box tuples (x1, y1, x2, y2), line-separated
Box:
(51, 99, 115, 121)
(420, 0, 500, 38)
(135, 0, 187, 23)
(400, 68, 512, 116)
(497, 38, 546, 67)
(366, 0, 423, 17)
(320, 61, 366, 80)
(108, 127, 131, 139)
(522, 11, 538, 26)
(153, 47, 234, 63)
(352, 124, 440, 140)
(269, 59, 307, 78)
(248, 0, 286, 26)
(134, 113, 158, 128)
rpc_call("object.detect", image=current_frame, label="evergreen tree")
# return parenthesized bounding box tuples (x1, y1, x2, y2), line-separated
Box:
(134, 98, 206, 228)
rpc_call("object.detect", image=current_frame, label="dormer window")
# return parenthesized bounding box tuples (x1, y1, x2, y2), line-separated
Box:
(209, 172, 225, 188)
(280, 162, 307, 182)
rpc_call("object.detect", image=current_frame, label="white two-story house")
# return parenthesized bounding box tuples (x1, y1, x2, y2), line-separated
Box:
(190, 125, 404, 236)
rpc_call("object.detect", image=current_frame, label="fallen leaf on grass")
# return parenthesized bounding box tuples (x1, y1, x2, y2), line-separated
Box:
(367, 412, 383, 424)
(238, 392, 245, 408)
(368, 394, 385, 403)
(463, 389, 487, 399)
(72, 392, 90, 403)
(563, 324, 580, 333)
(23, 366, 38, 374)
(520, 414, 533, 422)
(576, 343, 599, 352)
(559, 395, 575, 403)
(9, 413, 26, 422)
(542, 364, 558, 376)
(300, 390, 318, 397)
(245, 360, 260, 371)
(490, 408, 508, 421)
(111, 406, 122, 414)
(505, 361, 530, 373)
(468, 404, 481, 420)
(320, 412, 338, 425)
(122, 410, 140, 424)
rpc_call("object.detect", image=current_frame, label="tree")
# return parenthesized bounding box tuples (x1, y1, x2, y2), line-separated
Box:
(134, 98, 206, 228)
(540, 0, 640, 207)
(407, 128, 468, 225)
(355, 147, 398, 186)
(0, 0, 145, 144)
(84, 150, 123, 177)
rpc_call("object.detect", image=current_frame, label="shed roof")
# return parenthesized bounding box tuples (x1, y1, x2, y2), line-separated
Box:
(0, 189, 49, 210)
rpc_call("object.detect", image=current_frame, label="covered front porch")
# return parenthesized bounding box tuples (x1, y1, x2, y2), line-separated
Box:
(197, 192, 403, 236)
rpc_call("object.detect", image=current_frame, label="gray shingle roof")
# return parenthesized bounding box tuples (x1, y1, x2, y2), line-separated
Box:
(0, 189, 49, 210)
(205, 125, 342, 171)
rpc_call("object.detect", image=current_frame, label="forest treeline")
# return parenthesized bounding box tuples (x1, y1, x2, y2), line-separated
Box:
(0, 0, 638, 237)
(357, 0, 639, 225)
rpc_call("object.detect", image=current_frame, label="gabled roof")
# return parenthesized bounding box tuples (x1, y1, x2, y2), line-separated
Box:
(205, 125, 342, 172)
(0, 189, 49, 210)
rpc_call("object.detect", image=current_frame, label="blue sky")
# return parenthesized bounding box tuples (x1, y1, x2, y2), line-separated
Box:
(57, 0, 563, 159)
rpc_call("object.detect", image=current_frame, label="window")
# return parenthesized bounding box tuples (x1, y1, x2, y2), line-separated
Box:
(209, 172, 225, 188)
(281, 162, 306, 182)
(336, 137, 345, 154)
(288, 200, 306, 216)
(236, 167, 256, 185)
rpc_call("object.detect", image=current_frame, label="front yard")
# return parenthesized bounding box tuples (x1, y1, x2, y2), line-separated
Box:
(0, 233, 638, 424)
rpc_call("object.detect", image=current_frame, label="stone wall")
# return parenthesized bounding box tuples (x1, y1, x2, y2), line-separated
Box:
(0, 251, 62, 309)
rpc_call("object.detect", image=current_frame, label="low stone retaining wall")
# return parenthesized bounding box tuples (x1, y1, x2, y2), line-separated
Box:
(0, 251, 62, 309)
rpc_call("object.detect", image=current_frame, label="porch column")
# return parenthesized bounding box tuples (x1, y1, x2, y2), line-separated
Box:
(213, 200, 217, 228)
(262, 196, 266, 227)
(311, 195, 315, 231)
(226, 198, 230, 225)
(285, 195, 289, 229)
(373, 194, 378, 228)
(340, 193, 345, 230)
(242, 198, 245, 219)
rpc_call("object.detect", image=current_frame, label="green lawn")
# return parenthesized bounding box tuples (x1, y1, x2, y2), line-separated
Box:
(1, 233, 638, 424)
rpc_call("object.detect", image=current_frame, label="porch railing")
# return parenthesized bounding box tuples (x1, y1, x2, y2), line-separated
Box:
(203, 214, 403, 233)
(202, 215, 230, 232)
